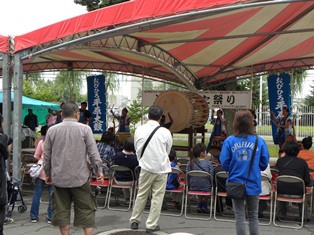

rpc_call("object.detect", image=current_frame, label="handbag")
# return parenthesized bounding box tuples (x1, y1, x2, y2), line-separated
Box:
(226, 182, 246, 199)
(28, 159, 44, 179)
(226, 135, 258, 199)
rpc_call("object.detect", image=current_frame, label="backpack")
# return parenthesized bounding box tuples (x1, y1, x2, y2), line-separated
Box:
(28, 160, 43, 179)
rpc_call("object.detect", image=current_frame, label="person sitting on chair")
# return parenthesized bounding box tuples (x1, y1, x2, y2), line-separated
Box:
(113, 138, 138, 202)
(298, 136, 314, 178)
(276, 141, 311, 222)
(186, 143, 214, 214)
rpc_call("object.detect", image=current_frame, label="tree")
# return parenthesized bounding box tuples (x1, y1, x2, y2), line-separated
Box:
(304, 83, 314, 106)
(105, 72, 119, 96)
(74, 0, 128, 11)
(127, 99, 148, 134)
(236, 76, 269, 107)
(23, 72, 59, 103)
(52, 70, 85, 102)
(23, 71, 87, 103)
(290, 68, 307, 100)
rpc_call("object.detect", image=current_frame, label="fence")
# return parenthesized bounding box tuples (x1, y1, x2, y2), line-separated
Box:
(255, 105, 314, 140)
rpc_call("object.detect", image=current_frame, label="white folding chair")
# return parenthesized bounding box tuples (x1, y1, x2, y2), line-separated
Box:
(90, 162, 111, 209)
(161, 167, 186, 217)
(177, 158, 189, 165)
(273, 175, 306, 229)
(184, 170, 213, 220)
(107, 165, 135, 212)
(213, 171, 235, 222)
(259, 175, 273, 226)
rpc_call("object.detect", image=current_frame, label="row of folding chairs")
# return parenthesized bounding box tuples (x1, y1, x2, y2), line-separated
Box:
(164, 169, 313, 229)
(90, 164, 138, 212)
(90, 164, 312, 229)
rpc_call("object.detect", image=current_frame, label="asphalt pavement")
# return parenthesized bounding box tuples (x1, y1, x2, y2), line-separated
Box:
(3, 189, 314, 235)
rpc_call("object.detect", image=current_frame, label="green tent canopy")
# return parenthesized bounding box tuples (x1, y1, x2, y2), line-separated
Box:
(0, 92, 60, 126)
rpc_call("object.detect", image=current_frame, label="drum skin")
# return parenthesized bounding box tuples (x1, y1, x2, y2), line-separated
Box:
(153, 90, 209, 133)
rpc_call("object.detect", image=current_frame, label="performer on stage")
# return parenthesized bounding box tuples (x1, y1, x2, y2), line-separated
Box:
(111, 107, 131, 133)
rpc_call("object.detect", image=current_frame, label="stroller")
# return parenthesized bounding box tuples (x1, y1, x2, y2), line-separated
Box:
(6, 178, 27, 217)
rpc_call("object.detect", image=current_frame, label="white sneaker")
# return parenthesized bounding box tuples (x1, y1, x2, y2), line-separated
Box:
(4, 217, 14, 225)
(30, 218, 38, 223)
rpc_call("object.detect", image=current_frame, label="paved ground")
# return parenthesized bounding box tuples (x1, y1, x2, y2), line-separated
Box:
(3, 190, 314, 235)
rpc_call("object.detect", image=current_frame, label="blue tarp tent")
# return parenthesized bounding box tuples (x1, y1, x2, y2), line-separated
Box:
(0, 92, 60, 126)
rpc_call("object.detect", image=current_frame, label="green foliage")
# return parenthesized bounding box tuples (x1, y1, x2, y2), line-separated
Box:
(304, 83, 314, 106)
(127, 99, 148, 134)
(236, 76, 269, 107)
(291, 68, 307, 99)
(23, 73, 59, 103)
(105, 72, 119, 96)
(74, 0, 128, 11)
(23, 71, 87, 104)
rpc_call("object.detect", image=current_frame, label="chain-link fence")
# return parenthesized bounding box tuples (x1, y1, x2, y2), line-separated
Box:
(255, 105, 314, 140)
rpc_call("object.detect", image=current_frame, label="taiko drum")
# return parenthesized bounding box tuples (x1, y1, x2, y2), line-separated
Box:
(154, 90, 209, 133)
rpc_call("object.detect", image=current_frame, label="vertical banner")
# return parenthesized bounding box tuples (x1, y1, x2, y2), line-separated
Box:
(267, 73, 291, 144)
(87, 75, 106, 134)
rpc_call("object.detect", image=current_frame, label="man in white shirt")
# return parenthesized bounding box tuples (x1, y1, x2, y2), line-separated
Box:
(130, 106, 173, 233)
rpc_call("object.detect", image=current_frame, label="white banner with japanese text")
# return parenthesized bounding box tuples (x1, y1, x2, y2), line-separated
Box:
(142, 90, 252, 109)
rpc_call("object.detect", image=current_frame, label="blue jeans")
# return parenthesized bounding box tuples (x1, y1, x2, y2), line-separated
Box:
(232, 196, 259, 235)
(30, 178, 53, 220)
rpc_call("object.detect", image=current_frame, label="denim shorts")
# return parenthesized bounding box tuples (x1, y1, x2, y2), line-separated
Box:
(51, 181, 97, 227)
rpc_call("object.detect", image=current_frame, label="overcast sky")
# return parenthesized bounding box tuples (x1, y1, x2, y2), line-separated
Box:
(0, 0, 87, 36)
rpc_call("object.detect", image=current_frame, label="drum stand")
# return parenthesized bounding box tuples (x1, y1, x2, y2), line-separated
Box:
(173, 126, 207, 152)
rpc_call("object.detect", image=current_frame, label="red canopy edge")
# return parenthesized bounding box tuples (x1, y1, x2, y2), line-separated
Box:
(0, 35, 9, 53)
(13, 0, 247, 52)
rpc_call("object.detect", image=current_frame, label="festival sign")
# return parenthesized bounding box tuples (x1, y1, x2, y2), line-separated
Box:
(87, 75, 106, 133)
(268, 73, 291, 144)
(142, 90, 252, 109)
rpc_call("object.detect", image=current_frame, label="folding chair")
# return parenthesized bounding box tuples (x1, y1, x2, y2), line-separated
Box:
(259, 175, 273, 225)
(213, 171, 235, 222)
(107, 165, 135, 211)
(308, 168, 314, 215)
(179, 164, 187, 174)
(90, 162, 111, 209)
(161, 167, 186, 217)
(21, 154, 37, 190)
(273, 175, 306, 229)
(306, 184, 313, 218)
(177, 158, 189, 165)
(184, 170, 213, 220)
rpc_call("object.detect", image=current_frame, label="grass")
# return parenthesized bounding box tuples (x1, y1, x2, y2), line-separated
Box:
(173, 135, 280, 158)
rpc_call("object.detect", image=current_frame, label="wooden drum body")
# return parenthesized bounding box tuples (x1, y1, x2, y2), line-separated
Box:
(154, 90, 209, 133)
(115, 132, 131, 145)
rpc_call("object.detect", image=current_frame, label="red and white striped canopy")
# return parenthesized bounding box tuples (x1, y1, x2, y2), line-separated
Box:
(6, 0, 314, 89)
(0, 35, 8, 53)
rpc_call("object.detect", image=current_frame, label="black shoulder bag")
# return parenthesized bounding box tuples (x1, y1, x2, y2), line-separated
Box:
(140, 126, 160, 159)
(226, 135, 258, 199)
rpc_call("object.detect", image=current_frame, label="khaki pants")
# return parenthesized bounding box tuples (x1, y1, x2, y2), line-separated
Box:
(130, 169, 167, 229)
